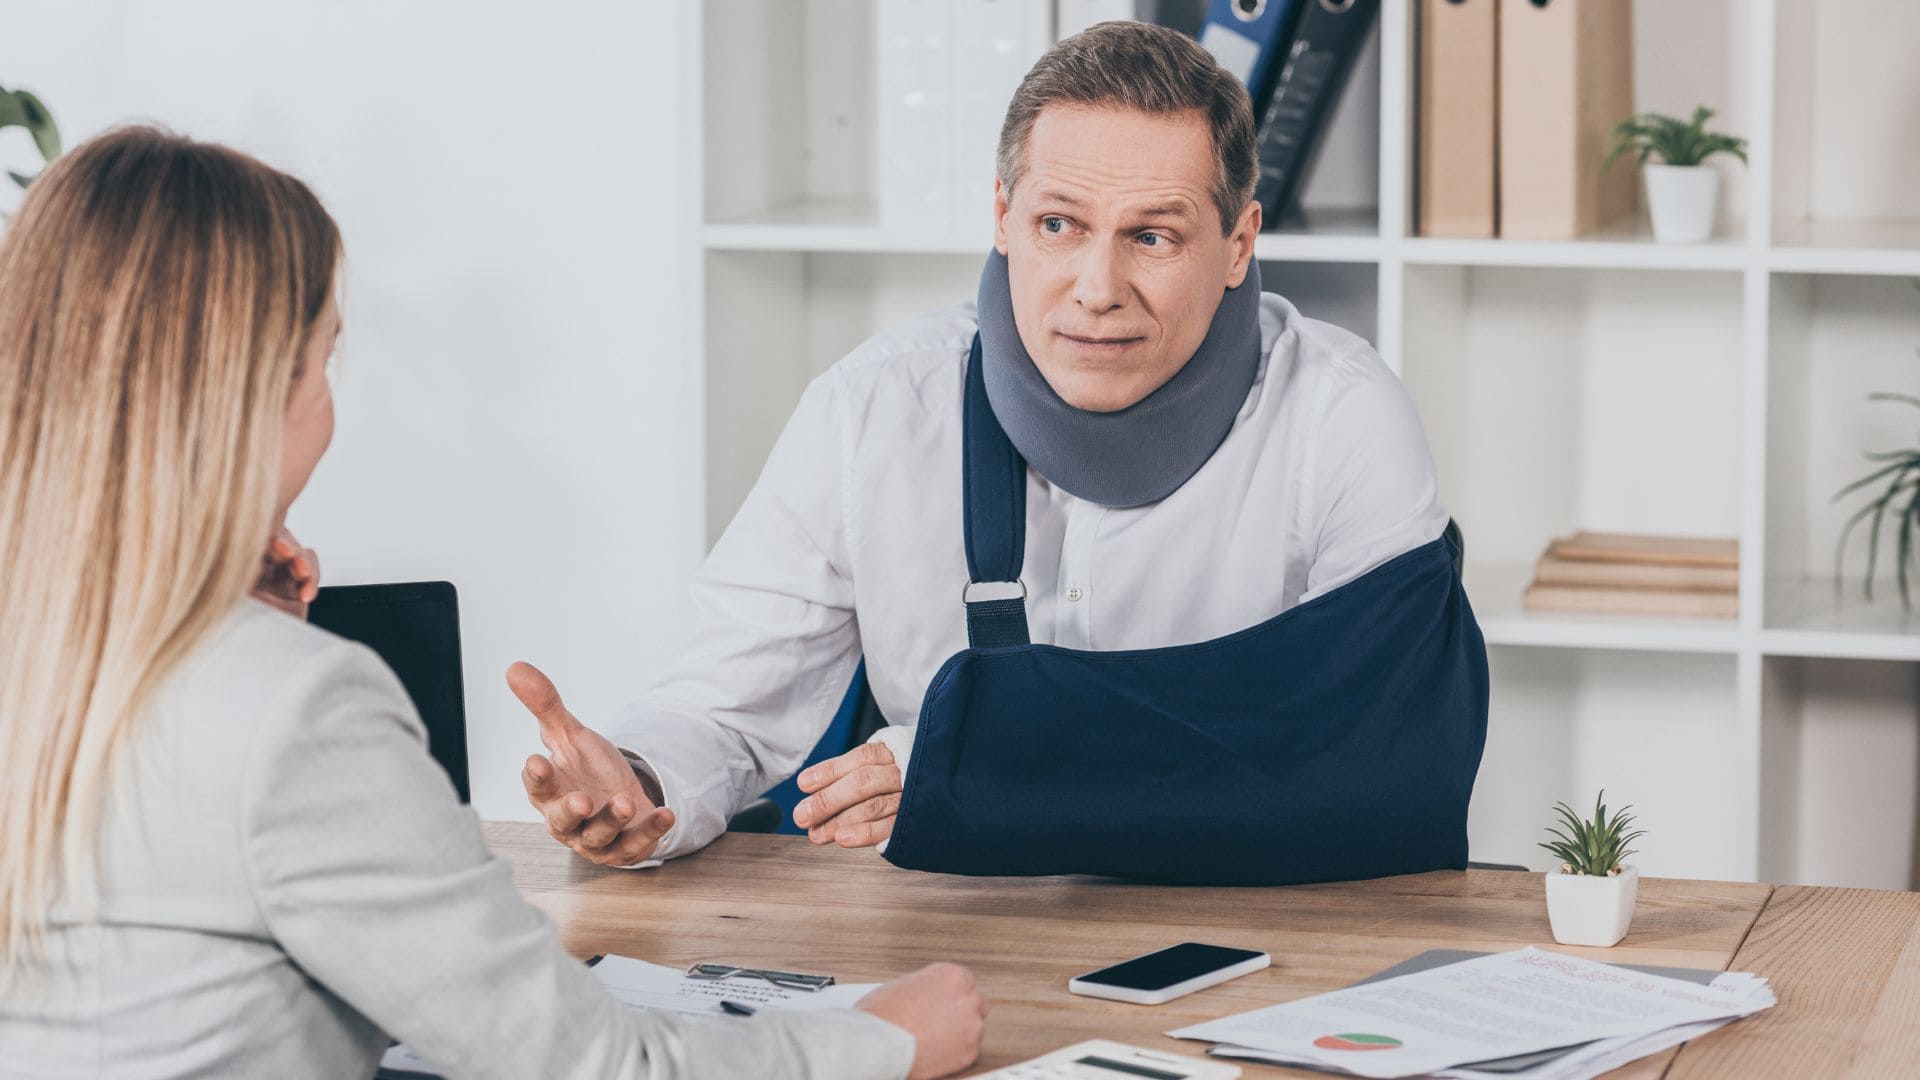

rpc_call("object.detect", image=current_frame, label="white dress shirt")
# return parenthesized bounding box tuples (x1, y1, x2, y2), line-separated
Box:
(614, 293, 1448, 858)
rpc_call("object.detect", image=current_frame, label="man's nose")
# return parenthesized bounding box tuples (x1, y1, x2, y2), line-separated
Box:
(1071, 244, 1128, 314)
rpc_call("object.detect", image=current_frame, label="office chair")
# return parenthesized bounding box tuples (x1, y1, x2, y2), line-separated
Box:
(727, 520, 1475, 836)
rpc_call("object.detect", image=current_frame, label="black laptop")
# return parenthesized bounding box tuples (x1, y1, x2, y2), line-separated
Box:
(307, 580, 471, 803)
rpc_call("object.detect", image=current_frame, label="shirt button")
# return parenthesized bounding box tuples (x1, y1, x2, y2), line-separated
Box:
(1065, 586, 1084, 602)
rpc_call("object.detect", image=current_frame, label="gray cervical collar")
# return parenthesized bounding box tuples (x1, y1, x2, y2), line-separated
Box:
(974, 248, 1263, 509)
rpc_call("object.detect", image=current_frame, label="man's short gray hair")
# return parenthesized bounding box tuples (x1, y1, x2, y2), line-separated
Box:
(996, 20, 1259, 235)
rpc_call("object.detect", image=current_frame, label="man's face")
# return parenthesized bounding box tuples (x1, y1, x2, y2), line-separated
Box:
(994, 104, 1259, 413)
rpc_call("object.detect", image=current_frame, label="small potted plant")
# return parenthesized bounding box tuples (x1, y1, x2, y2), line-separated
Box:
(1539, 791, 1645, 948)
(1834, 383, 1920, 609)
(1604, 105, 1747, 244)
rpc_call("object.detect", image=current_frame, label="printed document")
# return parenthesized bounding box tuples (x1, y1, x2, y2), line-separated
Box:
(1169, 947, 1773, 1079)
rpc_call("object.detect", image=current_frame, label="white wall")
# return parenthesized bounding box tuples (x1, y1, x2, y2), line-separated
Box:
(0, 0, 703, 821)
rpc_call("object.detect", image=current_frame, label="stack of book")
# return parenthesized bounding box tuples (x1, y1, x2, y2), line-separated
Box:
(1524, 532, 1739, 618)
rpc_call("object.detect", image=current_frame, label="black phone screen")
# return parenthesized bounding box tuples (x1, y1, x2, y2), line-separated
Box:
(1076, 943, 1266, 990)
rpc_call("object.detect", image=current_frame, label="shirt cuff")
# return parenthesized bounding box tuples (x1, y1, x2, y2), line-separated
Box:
(615, 748, 674, 869)
(865, 726, 915, 857)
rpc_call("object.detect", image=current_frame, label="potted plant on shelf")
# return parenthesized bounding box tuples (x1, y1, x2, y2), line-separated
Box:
(1833, 385, 1920, 609)
(1604, 105, 1746, 244)
(1540, 791, 1646, 948)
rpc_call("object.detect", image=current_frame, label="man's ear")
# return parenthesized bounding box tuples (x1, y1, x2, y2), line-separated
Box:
(1224, 199, 1261, 288)
(993, 176, 1011, 255)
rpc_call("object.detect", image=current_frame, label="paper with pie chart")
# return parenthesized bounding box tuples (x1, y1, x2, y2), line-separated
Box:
(1167, 946, 1774, 1079)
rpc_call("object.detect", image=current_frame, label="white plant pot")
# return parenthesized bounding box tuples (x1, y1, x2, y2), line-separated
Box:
(1545, 865, 1639, 947)
(1643, 164, 1720, 243)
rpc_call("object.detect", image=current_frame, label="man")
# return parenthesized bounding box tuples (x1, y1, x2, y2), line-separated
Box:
(517, 22, 1481, 878)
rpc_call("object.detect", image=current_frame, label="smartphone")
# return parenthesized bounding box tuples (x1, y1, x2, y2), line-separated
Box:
(1067, 943, 1270, 1005)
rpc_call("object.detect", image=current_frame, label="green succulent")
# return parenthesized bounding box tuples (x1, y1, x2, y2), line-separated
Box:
(1539, 791, 1645, 877)
(1, 82, 62, 190)
(1604, 105, 1747, 171)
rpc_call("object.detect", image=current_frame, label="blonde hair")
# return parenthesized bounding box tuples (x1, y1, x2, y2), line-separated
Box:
(0, 127, 340, 973)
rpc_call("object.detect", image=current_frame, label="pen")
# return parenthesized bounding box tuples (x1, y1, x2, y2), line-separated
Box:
(720, 1000, 758, 1017)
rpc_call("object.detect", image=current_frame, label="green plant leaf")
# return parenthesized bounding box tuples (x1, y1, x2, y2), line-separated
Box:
(1863, 471, 1914, 602)
(1896, 484, 1919, 610)
(1869, 392, 1920, 411)
(1833, 389, 1920, 605)
(16, 89, 60, 160)
(1606, 105, 1745, 169)
(1834, 459, 1917, 500)
(1900, 484, 1920, 611)
(1543, 790, 1644, 874)
(0, 85, 61, 164)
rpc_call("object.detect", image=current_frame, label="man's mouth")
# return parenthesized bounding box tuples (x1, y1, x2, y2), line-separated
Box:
(1058, 332, 1146, 349)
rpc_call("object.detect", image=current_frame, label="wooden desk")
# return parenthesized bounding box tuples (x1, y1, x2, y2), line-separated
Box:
(1666, 885, 1920, 1078)
(483, 822, 1813, 1077)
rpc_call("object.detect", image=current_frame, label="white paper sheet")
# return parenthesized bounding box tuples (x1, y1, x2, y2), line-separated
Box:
(378, 956, 878, 1078)
(589, 955, 879, 1016)
(1210, 969, 1775, 1080)
(1169, 947, 1774, 1080)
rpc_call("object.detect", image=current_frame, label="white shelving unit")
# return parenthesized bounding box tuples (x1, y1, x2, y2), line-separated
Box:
(685, 0, 1920, 889)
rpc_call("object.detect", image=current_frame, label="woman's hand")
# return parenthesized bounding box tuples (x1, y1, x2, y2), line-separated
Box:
(252, 526, 320, 619)
(856, 963, 987, 1079)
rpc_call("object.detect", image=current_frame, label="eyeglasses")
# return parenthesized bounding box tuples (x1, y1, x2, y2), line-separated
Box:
(684, 963, 835, 991)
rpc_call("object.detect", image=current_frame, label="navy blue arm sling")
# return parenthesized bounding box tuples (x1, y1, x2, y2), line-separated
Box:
(882, 336, 1490, 886)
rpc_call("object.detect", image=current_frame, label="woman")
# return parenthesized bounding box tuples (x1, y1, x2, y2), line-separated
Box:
(0, 127, 985, 1079)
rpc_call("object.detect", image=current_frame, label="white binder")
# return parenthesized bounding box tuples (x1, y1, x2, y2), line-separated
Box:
(875, 0, 954, 228)
(950, 0, 1052, 228)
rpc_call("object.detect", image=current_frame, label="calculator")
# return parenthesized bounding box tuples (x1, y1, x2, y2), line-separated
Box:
(978, 1039, 1241, 1079)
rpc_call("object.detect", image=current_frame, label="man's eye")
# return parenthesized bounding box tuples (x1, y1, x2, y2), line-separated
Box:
(1042, 217, 1066, 233)
(1138, 232, 1165, 247)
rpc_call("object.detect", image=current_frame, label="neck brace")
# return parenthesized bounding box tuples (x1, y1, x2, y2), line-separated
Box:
(973, 248, 1263, 509)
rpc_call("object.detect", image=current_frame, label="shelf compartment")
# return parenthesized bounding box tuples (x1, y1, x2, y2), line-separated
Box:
(1467, 648, 1744, 880)
(704, 250, 984, 540)
(1770, 0, 1920, 258)
(1402, 265, 1746, 585)
(1760, 655, 1920, 889)
(1763, 273, 1920, 639)
(1762, 578, 1920, 662)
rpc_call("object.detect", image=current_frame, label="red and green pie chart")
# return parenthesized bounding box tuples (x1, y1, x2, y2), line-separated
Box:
(1314, 1033, 1404, 1052)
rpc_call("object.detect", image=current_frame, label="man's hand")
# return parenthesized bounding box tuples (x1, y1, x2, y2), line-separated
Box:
(252, 526, 320, 618)
(509, 661, 675, 865)
(856, 963, 988, 1080)
(793, 741, 900, 848)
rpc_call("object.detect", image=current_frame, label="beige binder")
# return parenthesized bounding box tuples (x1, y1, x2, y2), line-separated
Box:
(1418, 0, 1498, 238)
(1497, 0, 1635, 239)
